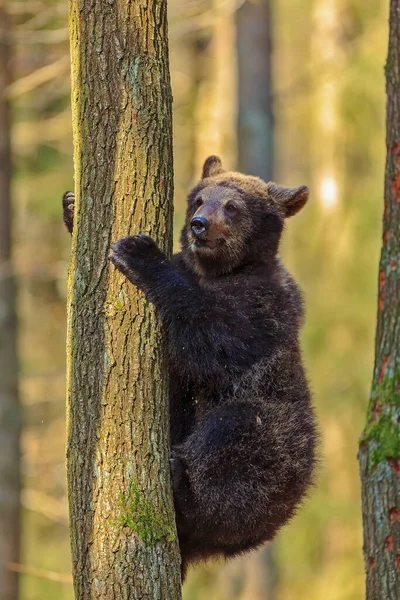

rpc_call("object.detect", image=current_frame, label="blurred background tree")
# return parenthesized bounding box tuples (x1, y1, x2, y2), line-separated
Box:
(2, 0, 388, 598)
(0, 4, 21, 600)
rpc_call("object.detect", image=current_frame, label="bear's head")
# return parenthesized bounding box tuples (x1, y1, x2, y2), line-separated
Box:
(181, 156, 309, 277)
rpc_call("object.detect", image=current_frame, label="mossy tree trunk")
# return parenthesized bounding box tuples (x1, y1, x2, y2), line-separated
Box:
(67, 0, 182, 598)
(0, 6, 20, 600)
(358, 1, 400, 597)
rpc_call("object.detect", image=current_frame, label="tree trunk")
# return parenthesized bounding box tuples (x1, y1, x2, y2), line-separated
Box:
(0, 5, 21, 600)
(358, 1, 400, 597)
(67, 1, 182, 598)
(236, 4, 277, 598)
(193, 0, 237, 173)
(236, 0, 273, 179)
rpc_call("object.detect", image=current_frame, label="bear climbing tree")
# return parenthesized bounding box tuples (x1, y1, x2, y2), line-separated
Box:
(66, 0, 182, 598)
(109, 156, 317, 578)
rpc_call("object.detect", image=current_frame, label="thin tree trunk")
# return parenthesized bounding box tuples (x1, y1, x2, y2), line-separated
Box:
(236, 0, 273, 180)
(236, 3, 276, 598)
(358, 1, 400, 597)
(0, 5, 20, 600)
(67, 1, 181, 598)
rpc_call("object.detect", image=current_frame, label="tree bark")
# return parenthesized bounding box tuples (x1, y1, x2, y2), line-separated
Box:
(236, 0, 273, 180)
(0, 5, 21, 600)
(358, 1, 400, 597)
(67, 1, 181, 598)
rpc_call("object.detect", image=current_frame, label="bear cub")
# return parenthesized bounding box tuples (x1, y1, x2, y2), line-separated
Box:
(63, 156, 318, 578)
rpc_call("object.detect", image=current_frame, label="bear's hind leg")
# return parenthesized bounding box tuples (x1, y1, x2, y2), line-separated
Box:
(171, 398, 315, 571)
(171, 402, 274, 556)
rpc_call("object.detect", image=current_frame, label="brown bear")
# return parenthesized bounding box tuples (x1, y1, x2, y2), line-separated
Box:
(63, 155, 318, 579)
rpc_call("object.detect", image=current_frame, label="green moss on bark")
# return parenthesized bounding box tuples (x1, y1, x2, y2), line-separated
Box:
(370, 367, 400, 408)
(361, 410, 400, 468)
(360, 366, 400, 469)
(119, 482, 176, 545)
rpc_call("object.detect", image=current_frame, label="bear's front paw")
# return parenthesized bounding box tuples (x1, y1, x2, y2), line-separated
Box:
(109, 234, 166, 285)
(111, 234, 162, 260)
(62, 191, 75, 234)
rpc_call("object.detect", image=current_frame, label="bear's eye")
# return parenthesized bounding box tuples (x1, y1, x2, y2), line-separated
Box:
(194, 197, 203, 208)
(225, 202, 237, 215)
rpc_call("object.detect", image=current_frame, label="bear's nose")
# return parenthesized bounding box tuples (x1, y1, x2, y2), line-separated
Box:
(191, 216, 209, 237)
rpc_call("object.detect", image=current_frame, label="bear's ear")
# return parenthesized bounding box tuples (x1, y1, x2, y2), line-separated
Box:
(268, 183, 309, 217)
(202, 155, 225, 179)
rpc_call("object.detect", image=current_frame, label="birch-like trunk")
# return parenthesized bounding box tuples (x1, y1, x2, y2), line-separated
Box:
(358, 1, 400, 597)
(0, 5, 20, 600)
(67, 0, 182, 597)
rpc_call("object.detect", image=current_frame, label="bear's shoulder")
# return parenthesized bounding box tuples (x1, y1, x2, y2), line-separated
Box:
(172, 251, 199, 283)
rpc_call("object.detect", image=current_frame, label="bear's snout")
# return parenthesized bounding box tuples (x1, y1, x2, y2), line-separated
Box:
(191, 216, 209, 237)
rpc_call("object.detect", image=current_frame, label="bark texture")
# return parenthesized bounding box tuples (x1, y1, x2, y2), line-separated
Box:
(236, 0, 273, 179)
(0, 6, 21, 600)
(67, 1, 181, 598)
(358, 1, 400, 597)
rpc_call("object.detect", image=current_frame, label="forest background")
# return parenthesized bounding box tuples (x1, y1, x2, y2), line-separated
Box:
(3, 0, 388, 598)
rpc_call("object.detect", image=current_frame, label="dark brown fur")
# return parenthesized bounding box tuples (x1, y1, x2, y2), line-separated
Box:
(63, 156, 318, 579)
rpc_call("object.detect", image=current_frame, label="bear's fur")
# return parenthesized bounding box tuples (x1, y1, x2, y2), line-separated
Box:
(63, 156, 318, 578)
